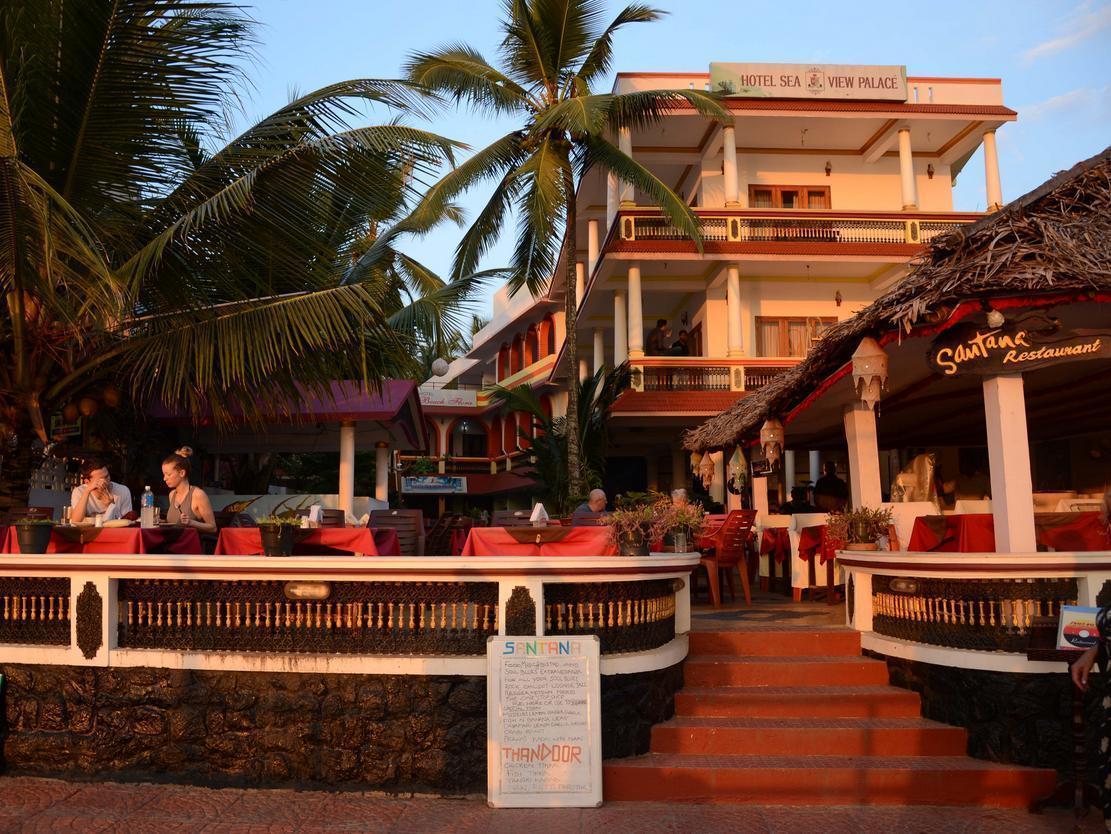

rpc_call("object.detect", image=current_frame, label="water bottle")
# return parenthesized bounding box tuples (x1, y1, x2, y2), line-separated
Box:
(141, 485, 155, 528)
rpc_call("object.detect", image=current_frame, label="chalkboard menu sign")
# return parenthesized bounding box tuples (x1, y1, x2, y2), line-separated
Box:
(486, 636, 602, 808)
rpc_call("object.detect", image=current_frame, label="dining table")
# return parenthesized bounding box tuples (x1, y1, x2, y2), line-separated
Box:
(0, 525, 202, 555)
(460, 526, 617, 557)
(214, 527, 393, 556)
(907, 512, 1110, 553)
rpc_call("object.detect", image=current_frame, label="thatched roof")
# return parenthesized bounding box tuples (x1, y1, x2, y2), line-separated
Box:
(684, 144, 1111, 452)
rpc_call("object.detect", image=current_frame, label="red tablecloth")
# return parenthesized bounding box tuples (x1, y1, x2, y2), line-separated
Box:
(449, 529, 468, 557)
(908, 513, 1110, 553)
(797, 525, 824, 563)
(214, 527, 380, 556)
(760, 528, 791, 563)
(461, 526, 617, 557)
(0, 526, 202, 554)
(372, 529, 401, 557)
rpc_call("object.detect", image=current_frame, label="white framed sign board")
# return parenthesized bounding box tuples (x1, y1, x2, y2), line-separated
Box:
(486, 635, 602, 808)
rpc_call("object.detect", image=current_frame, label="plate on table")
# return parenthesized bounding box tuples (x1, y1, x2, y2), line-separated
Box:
(102, 519, 135, 528)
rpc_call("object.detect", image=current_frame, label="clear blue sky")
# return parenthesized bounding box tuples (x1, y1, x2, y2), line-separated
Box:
(236, 0, 1110, 311)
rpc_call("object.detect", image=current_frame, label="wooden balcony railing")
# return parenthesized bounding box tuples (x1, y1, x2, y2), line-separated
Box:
(627, 358, 798, 392)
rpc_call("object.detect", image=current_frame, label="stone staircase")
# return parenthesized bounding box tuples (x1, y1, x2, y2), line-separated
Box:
(604, 628, 1057, 806)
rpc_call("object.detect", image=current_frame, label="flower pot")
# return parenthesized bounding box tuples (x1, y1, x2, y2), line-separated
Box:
(16, 523, 54, 554)
(845, 541, 879, 551)
(618, 534, 650, 558)
(260, 525, 295, 557)
(671, 531, 689, 553)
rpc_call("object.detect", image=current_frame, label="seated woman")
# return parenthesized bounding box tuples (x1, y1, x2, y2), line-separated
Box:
(71, 457, 133, 523)
(162, 447, 217, 534)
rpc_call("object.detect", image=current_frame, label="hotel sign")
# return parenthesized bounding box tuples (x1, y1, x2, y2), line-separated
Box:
(419, 387, 477, 408)
(710, 62, 907, 101)
(929, 314, 1111, 376)
(401, 475, 467, 494)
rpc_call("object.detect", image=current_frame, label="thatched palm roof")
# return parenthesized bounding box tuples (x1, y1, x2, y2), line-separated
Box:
(684, 144, 1111, 452)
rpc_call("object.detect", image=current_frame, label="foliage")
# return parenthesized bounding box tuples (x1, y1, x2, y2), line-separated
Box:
(13, 518, 54, 526)
(406, 456, 438, 476)
(257, 515, 301, 526)
(663, 500, 706, 538)
(0, 0, 495, 506)
(490, 363, 629, 515)
(406, 0, 729, 496)
(826, 506, 893, 545)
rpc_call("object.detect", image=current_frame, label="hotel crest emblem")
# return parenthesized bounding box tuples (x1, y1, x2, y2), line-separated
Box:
(806, 67, 825, 95)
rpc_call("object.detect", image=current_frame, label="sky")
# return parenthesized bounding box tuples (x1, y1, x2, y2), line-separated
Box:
(232, 0, 1111, 313)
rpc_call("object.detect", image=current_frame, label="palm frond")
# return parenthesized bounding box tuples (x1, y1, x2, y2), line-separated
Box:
(507, 138, 569, 296)
(574, 4, 661, 87)
(405, 45, 534, 114)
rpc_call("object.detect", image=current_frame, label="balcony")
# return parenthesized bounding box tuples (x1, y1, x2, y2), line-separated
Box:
(628, 357, 799, 393)
(610, 208, 978, 251)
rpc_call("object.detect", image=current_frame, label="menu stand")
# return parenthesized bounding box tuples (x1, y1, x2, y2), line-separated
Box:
(1026, 616, 1101, 818)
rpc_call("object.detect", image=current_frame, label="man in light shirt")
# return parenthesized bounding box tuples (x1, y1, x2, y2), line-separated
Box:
(71, 457, 133, 522)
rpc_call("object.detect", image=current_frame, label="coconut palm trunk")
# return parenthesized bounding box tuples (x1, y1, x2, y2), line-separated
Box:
(562, 163, 582, 494)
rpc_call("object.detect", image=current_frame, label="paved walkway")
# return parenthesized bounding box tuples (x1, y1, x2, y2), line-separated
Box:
(0, 776, 1101, 832)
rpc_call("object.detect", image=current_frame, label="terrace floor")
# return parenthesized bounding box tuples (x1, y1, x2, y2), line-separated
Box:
(690, 588, 846, 631)
(0, 776, 1101, 832)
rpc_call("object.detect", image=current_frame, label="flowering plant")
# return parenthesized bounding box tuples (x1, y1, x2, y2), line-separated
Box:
(825, 506, 893, 546)
(606, 498, 671, 556)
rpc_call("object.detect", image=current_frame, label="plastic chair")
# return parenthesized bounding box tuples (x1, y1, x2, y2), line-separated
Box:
(698, 509, 757, 607)
(369, 509, 425, 556)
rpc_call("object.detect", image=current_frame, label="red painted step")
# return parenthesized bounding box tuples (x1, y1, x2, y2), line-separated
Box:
(603, 754, 1057, 807)
(651, 716, 967, 756)
(675, 685, 923, 719)
(689, 629, 860, 657)
(683, 655, 890, 687)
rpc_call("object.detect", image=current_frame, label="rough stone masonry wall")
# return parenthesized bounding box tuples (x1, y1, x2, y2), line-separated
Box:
(0, 662, 682, 791)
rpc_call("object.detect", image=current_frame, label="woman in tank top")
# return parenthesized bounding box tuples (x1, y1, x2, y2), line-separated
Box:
(162, 447, 217, 534)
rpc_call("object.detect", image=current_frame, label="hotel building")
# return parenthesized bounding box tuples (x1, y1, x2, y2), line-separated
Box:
(415, 63, 1015, 510)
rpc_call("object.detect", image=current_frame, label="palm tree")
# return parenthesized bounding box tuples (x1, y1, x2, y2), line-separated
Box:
(406, 0, 727, 497)
(492, 363, 630, 515)
(0, 1, 481, 504)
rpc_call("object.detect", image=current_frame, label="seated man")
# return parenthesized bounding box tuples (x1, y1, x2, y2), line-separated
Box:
(778, 486, 816, 515)
(669, 330, 690, 356)
(575, 489, 607, 514)
(71, 457, 133, 522)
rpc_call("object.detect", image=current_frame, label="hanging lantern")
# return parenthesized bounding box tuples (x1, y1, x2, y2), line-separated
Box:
(78, 397, 99, 417)
(62, 402, 80, 423)
(698, 453, 715, 489)
(851, 337, 888, 410)
(689, 451, 702, 473)
(102, 385, 121, 408)
(759, 418, 784, 469)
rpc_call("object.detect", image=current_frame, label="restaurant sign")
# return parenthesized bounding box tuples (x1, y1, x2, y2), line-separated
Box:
(929, 314, 1111, 376)
(710, 62, 907, 101)
(401, 475, 467, 494)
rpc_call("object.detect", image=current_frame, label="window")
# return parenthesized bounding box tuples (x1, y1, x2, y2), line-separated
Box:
(748, 185, 830, 209)
(756, 316, 837, 357)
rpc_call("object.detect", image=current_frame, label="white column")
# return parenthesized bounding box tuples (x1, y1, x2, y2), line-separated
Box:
(983, 375, 1036, 553)
(784, 450, 796, 491)
(725, 264, 743, 357)
(606, 171, 618, 227)
(983, 129, 1003, 211)
(374, 440, 389, 505)
(613, 291, 628, 364)
(843, 404, 882, 508)
(897, 128, 918, 210)
(618, 126, 634, 206)
(593, 329, 605, 375)
(722, 124, 739, 206)
(751, 476, 769, 523)
(627, 263, 644, 359)
(578, 358, 590, 383)
(587, 219, 600, 277)
(808, 450, 820, 484)
(338, 422, 356, 514)
(575, 262, 585, 307)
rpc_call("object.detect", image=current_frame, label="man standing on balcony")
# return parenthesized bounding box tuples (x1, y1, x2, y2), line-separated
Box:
(646, 319, 671, 356)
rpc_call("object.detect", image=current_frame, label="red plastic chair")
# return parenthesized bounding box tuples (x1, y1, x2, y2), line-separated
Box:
(698, 509, 757, 607)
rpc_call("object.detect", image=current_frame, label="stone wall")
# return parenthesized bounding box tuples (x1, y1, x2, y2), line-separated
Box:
(0, 662, 681, 791)
(877, 654, 1104, 779)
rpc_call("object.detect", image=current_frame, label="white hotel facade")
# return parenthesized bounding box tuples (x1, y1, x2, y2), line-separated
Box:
(415, 63, 1015, 510)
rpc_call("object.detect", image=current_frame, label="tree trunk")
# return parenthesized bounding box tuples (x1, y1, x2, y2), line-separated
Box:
(562, 164, 582, 499)
(0, 414, 43, 511)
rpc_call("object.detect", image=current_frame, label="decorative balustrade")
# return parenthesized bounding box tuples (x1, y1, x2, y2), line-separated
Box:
(543, 579, 677, 653)
(616, 210, 973, 247)
(628, 360, 796, 393)
(0, 577, 71, 646)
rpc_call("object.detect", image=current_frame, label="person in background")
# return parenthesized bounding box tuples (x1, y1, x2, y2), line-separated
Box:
(162, 447, 217, 534)
(671, 488, 689, 507)
(575, 489, 607, 514)
(646, 319, 671, 356)
(778, 486, 816, 515)
(71, 457, 133, 522)
(814, 461, 850, 512)
(669, 329, 690, 356)
(1070, 602, 1111, 828)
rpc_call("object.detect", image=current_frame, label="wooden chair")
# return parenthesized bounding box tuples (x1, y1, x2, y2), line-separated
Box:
(369, 509, 425, 556)
(425, 513, 459, 556)
(491, 509, 532, 528)
(294, 508, 346, 528)
(570, 511, 606, 527)
(697, 509, 757, 607)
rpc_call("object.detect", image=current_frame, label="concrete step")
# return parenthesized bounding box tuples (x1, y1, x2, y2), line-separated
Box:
(650, 716, 967, 757)
(689, 629, 860, 657)
(603, 753, 1056, 807)
(683, 655, 890, 687)
(675, 685, 923, 718)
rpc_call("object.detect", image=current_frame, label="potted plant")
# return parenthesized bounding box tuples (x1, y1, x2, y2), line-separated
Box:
(406, 456, 437, 476)
(257, 515, 301, 557)
(826, 506, 893, 552)
(606, 495, 670, 557)
(14, 517, 54, 554)
(664, 502, 706, 553)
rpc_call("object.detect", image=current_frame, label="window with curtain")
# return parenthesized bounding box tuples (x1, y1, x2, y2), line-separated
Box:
(747, 185, 831, 209)
(756, 316, 838, 357)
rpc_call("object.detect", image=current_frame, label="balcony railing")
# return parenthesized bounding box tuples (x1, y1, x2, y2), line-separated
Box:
(615, 209, 975, 248)
(627, 358, 798, 393)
